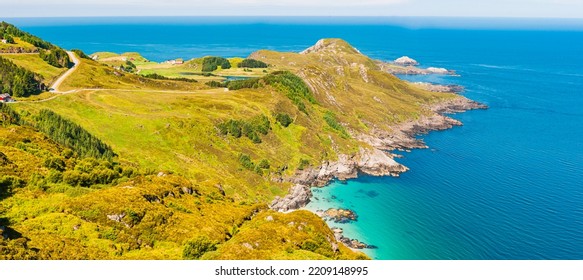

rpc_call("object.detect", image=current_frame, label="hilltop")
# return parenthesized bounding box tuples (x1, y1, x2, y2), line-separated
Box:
(1, 25, 484, 260)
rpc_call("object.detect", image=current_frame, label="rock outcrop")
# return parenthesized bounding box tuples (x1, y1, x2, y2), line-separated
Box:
(270, 184, 313, 212)
(332, 228, 377, 250)
(394, 56, 419, 66)
(270, 96, 487, 212)
(412, 82, 464, 93)
(377, 60, 456, 75)
(288, 148, 407, 188)
(319, 208, 358, 223)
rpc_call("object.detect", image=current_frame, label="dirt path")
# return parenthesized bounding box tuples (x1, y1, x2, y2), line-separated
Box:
(50, 51, 80, 92)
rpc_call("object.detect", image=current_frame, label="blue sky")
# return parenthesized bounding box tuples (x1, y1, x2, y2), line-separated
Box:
(1, 0, 583, 18)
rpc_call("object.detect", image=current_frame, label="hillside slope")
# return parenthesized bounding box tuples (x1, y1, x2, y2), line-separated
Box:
(1, 28, 483, 260)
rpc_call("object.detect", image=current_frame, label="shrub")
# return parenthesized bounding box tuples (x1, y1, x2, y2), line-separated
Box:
(202, 57, 231, 72)
(71, 49, 90, 59)
(258, 159, 270, 169)
(0, 175, 25, 198)
(217, 115, 270, 144)
(323, 111, 349, 138)
(298, 159, 310, 170)
(238, 154, 255, 170)
(237, 58, 268, 68)
(183, 236, 217, 260)
(275, 113, 293, 127)
(205, 80, 226, 88)
(43, 157, 66, 171)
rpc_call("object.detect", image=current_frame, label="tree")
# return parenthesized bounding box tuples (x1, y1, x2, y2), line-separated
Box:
(275, 113, 293, 127)
(237, 58, 268, 68)
(4, 35, 14, 44)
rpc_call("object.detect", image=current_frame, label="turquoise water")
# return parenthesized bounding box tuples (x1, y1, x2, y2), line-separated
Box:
(10, 18, 583, 259)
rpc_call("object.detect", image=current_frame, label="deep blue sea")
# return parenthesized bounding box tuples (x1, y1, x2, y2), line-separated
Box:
(9, 17, 583, 259)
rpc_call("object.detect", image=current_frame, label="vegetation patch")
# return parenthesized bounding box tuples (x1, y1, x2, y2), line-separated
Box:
(142, 73, 197, 83)
(323, 111, 350, 139)
(34, 109, 116, 160)
(182, 235, 218, 260)
(217, 115, 271, 144)
(275, 113, 293, 127)
(237, 58, 268, 68)
(0, 56, 43, 97)
(202, 57, 231, 72)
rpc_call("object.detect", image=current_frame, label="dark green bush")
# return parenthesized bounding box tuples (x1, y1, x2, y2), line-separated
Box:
(237, 58, 268, 68)
(202, 57, 231, 72)
(323, 111, 349, 138)
(183, 236, 217, 260)
(275, 113, 293, 127)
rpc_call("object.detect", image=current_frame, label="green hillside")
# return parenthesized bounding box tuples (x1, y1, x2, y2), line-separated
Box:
(1, 25, 467, 260)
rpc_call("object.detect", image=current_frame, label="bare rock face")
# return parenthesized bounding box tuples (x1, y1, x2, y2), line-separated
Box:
(377, 60, 456, 75)
(321, 208, 358, 223)
(289, 148, 407, 188)
(357, 148, 409, 176)
(394, 56, 419, 66)
(332, 227, 377, 250)
(269, 185, 313, 212)
(426, 67, 450, 74)
(428, 96, 488, 114)
(412, 82, 464, 93)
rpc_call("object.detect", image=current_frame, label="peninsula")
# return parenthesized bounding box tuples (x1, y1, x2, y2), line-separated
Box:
(0, 22, 485, 260)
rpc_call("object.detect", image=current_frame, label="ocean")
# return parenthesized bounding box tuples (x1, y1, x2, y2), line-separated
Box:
(9, 17, 583, 259)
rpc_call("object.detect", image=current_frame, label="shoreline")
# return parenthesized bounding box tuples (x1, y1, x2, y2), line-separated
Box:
(269, 94, 487, 250)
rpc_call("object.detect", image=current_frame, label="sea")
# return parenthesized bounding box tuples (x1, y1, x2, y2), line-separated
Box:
(7, 17, 583, 259)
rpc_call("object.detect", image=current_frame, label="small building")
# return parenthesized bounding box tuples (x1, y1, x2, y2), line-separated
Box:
(0, 93, 14, 103)
(1, 39, 7, 44)
(174, 58, 184, 65)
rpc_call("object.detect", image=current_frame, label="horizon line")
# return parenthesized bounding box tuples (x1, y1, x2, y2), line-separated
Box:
(3, 15, 583, 19)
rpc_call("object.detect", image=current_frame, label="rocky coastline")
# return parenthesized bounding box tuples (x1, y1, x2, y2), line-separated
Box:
(269, 86, 487, 250)
(332, 227, 378, 250)
(270, 95, 487, 212)
(374, 55, 463, 76)
(317, 208, 358, 223)
(412, 82, 464, 93)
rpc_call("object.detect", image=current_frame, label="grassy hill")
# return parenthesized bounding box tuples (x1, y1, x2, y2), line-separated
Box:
(1, 26, 467, 260)
(0, 53, 66, 84)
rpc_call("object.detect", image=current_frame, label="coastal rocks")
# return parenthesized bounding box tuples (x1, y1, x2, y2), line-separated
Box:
(357, 96, 487, 151)
(428, 96, 488, 114)
(319, 208, 358, 223)
(269, 184, 313, 212)
(332, 228, 377, 250)
(412, 82, 464, 93)
(394, 56, 419, 66)
(357, 148, 409, 176)
(289, 148, 407, 188)
(376, 60, 456, 75)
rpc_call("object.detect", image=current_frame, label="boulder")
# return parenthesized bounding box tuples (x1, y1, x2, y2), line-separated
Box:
(322, 208, 358, 223)
(269, 184, 312, 212)
(394, 56, 419, 66)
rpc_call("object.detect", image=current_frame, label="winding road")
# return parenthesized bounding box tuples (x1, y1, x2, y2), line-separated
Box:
(50, 51, 79, 93)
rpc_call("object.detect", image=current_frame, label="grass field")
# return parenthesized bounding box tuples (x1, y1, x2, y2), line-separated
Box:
(0, 37, 37, 52)
(0, 53, 66, 84)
